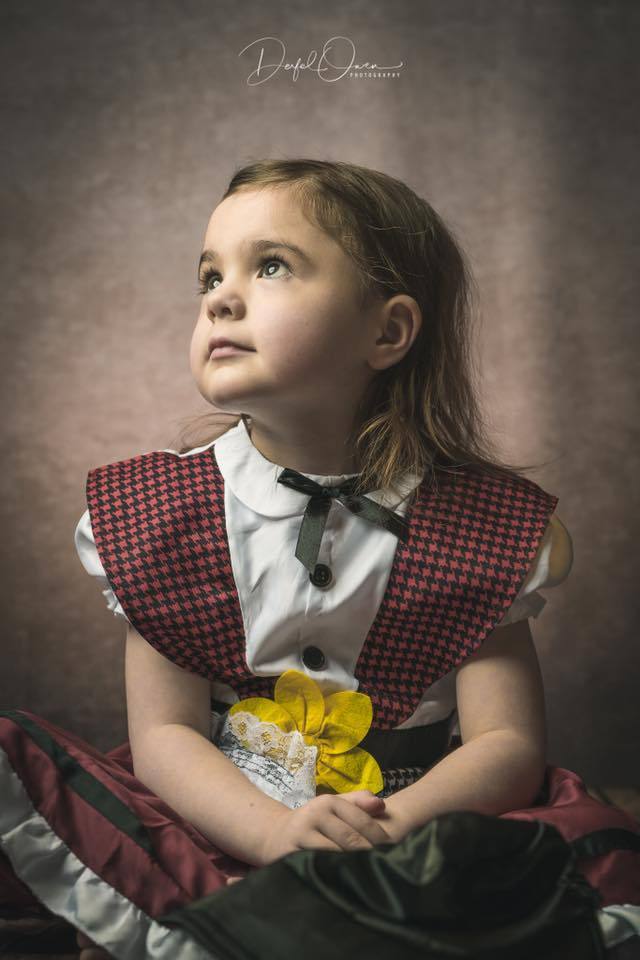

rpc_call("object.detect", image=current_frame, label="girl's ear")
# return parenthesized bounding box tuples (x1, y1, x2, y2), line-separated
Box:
(369, 294, 422, 371)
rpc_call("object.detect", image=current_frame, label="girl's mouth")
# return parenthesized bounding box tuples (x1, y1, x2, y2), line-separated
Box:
(209, 345, 253, 359)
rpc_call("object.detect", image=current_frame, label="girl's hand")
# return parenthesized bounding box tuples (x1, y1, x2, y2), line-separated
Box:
(256, 789, 393, 867)
(341, 789, 413, 844)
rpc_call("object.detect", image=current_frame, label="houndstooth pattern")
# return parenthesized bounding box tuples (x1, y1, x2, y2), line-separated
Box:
(377, 767, 431, 798)
(353, 467, 558, 726)
(86, 448, 558, 730)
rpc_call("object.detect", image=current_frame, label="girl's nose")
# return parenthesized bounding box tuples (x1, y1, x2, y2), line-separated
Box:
(207, 288, 245, 321)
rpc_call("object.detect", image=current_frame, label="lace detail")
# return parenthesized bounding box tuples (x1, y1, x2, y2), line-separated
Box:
(211, 710, 318, 809)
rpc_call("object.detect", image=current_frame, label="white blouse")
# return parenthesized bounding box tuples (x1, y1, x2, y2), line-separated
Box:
(74, 418, 572, 736)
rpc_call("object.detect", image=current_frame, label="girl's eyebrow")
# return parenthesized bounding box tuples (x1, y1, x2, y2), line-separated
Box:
(198, 238, 312, 271)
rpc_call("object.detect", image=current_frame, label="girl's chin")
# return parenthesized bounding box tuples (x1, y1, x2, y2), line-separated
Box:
(199, 385, 252, 413)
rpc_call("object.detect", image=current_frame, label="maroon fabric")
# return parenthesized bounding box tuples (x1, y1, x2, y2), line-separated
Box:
(500, 765, 640, 906)
(0, 711, 257, 919)
(86, 451, 558, 728)
(1, 713, 638, 917)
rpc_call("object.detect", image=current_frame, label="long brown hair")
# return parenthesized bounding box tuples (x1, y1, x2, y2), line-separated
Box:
(168, 158, 551, 501)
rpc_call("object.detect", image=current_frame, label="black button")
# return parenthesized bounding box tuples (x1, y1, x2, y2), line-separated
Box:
(302, 645, 326, 670)
(309, 563, 333, 588)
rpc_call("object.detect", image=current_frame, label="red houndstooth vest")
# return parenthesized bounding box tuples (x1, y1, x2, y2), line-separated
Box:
(85, 447, 558, 730)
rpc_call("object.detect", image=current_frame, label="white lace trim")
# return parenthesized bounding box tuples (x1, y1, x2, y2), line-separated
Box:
(211, 710, 318, 809)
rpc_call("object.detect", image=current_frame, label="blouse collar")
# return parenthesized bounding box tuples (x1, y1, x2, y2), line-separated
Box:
(213, 417, 422, 519)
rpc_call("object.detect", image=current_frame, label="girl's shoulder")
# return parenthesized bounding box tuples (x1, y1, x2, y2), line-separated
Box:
(75, 425, 240, 623)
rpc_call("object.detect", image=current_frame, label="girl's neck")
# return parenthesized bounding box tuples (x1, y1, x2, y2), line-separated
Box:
(244, 416, 361, 477)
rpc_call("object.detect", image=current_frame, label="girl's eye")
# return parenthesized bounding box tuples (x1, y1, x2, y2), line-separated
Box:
(195, 255, 292, 296)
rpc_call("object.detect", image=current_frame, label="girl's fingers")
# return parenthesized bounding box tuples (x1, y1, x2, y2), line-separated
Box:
(320, 802, 391, 850)
(338, 791, 386, 816)
(339, 802, 392, 845)
(316, 828, 361, 851)
(341, 789, 385, 805)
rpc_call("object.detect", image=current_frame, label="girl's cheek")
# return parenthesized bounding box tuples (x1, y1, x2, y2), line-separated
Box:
(188, 335, 204, 375)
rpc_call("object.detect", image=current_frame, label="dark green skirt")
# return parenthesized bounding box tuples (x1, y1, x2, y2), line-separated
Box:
(159, 810, 613, 959)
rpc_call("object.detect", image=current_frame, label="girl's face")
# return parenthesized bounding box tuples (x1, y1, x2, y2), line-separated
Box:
(190, 186, 382, 428)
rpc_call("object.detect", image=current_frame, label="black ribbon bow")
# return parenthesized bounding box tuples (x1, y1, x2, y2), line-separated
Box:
(276, 466, 410, 574)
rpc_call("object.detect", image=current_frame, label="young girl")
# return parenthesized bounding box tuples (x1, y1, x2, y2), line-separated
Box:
(1, 158, 639, 960)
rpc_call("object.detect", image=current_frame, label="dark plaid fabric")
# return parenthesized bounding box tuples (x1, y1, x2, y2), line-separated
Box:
(377, 766, 431, 798)
(86, 448, 558, 729)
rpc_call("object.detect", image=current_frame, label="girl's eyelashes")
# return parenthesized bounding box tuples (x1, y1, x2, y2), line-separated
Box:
(195, 254, 292, 296)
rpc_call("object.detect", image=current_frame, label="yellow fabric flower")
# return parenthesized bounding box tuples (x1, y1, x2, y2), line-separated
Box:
(228, 669, 384, 795)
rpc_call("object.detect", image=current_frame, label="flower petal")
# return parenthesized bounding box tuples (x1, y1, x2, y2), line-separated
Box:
(274, 669, 325, 735)
(316, 745, 384, 795)
(228, 698, 296, 732)
(319, 690, 373, 754)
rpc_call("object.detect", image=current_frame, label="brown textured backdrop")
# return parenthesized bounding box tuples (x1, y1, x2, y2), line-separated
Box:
(1, 1, 638, 784)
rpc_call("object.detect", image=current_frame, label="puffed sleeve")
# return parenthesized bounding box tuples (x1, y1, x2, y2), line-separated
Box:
(73, 508, 131, 623)
(496, 513, 574, 627)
